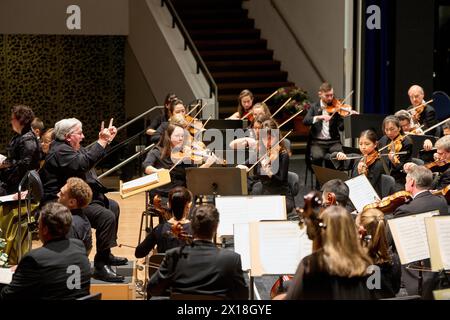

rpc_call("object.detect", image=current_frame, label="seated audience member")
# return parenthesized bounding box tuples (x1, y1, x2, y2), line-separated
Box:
(285, 206, 372, 300)
(135, 186, 193, 258)
(394, 165, 448, 217)
(0, 202, 91, 300)
(148, 204, 249, 300)
(58, 177, 93, 255)
(31, 117, 45, 139)
(357, 209, 401, 299)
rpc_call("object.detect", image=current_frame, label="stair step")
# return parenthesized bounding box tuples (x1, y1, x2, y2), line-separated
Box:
(207, 60, 281, 72)
(184, 18, 254, 30)
(178, 9, 249, 20)
(190, 29, 260, 40)
(218, 81, 295, 94)
(212, 70, 288, 83)
(195, 39, 267, 51)
(172, 0, 243, 10)
(200, 49, 273, 61)
(219, 93, 279, 107)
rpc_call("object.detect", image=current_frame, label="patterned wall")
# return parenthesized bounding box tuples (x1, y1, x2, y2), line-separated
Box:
(0, 35, 126, 152)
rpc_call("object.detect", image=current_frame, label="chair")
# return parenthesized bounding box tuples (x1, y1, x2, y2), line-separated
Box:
(380, 174, 396, 198)
(146, 253, 166, 299)
(288, 171, 300, 198)
(170, 292, 226, 300)
(304, 135, 315, 187)
(432, 91, 450, 121)
(76, 292, 102, 300)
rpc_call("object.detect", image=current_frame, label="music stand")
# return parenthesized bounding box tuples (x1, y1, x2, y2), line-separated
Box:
(311, 165, 349, 186)
(203, 119, 244, 129)
(408, 134, 438, 158)
(186, 167, 248, 198)
(17, 170, 43, 261)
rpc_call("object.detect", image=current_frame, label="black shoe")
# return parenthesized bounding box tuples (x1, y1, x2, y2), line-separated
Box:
(93, 265, 125, 283)
(109, 254, 128, 266)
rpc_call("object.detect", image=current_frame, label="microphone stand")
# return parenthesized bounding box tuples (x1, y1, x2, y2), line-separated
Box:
(98, 144, 155, 180)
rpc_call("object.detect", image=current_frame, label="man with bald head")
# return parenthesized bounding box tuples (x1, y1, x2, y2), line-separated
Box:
(407, 85, 438, 136)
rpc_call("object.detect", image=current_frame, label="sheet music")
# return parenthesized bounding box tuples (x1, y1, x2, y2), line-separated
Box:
(0, 268, 14, 284)
(388, 211, 437, 264)
(233, 223, 251, 271)
(215, 195, 286, 237)
(0, 154, 6, 164)
(254, 221, 312, 275)
(122, 172, 159, 192)
(0, 193, 18, 203)
(345, 174, 380, 212)
(435, 218, 450, 270)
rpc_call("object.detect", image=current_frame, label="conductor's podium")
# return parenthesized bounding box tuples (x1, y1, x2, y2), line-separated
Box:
(90, 261, 136, 300)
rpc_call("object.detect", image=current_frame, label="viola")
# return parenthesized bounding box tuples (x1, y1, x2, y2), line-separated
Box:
(152, 194, 171, 220)
(170, 221, 193, 244)
(362, 191, 412, 213)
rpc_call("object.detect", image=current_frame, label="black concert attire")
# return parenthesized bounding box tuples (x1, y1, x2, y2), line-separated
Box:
(431, 162, 450, 190)
(303, 101, 344, 168)
(135, 221, 192, 257)
(148, 240, 248, 299)
(286, 249, 372, 300)
(370, 251, 402, 299)
(40, 139, 126, 282)
(0, 238, 90, 300)
(0, 125, 41, 195)
(408, 104, 438, 137)
(394, 190, 448, 217)
(378, 134, 413, 191)
(250, 151, 294, 213)
(150, 121, 169, 145)
(67, 208, 93, 255)
(330, 152, 384, 197)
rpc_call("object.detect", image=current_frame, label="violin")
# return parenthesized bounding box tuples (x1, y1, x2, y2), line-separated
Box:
(241, 110, 254, 123)
(324, 98, 354, 117)
(359, 151, 380, 175)
(424, 159, 450, 171)
(184, 115, 205, 136)
(362, 191, 412, 213)
(409, 99, 433, 123)
(432, 185, 450, 205)
(170, 221, 193, 244)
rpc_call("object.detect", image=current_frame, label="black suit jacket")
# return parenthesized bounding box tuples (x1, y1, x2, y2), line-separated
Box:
(303, 102, 344, 141)
(408, 105, 438, 136)
(40, 139, 107, 204)
(0, 238, 91, 300)
(394, 191, 448, 217)
(148, 240, 248, 299)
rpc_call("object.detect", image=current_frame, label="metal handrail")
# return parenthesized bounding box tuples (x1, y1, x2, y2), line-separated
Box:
(161, 0, 218, 114)
(270, 0, 325, 83)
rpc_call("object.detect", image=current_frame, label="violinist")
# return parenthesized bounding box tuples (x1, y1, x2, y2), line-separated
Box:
(227, 89, 254, 121)
(407, 85, 438, 136)
(393, 165, 447, 217)
(285, 206, 372, 300)
(394, 110, 424, 135)
(143, 124, 216, 198)
(229, 114, 268, 150)
(331, 130, 384, 196)
(303, 83, 345, 169)
(252, 102, 271, 120)
(237, 119, 294, 213)
(146, 92, 177, 136)
(149, 98, 186, 144)
(405, 135, 450, 190)
(422, 122, 450, 152)
(378, 115, 413, 191)
(321, 179, 350, 209)
(135, 186, 193, 260)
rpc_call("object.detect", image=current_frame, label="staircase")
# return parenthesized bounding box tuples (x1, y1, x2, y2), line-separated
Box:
(171, 0, 295, 119)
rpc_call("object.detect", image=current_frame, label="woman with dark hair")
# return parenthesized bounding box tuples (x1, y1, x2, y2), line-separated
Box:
(135, 186, 193, 257)
(378, 115, 413, 191)
(227, 89, 255, 120)
(149, 99, 187, 144)
(146, 92, 178, 135)
(0, 105, 41, 195)
(331, 129, 384, 196)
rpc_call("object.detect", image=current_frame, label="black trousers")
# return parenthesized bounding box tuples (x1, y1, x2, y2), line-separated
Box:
(83, 195, 119, 267)
(310, 139, 342, 168)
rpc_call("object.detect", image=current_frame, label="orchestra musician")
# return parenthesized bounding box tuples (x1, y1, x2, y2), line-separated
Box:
(303, 83, 349, 170)
(143, 124, 216, 198)
(39, 118, 127, 282)
(393, 165, 447, 217)
(227, 89, 254, 120)
(285, 206, 372, 300)
(0, 105, 41, 195)
(405, 135, 450, 190)
(407, 85, 438, 136)
(378, 115, 413, 191)
(229, 114, 268, 150)
(148, 204, 249, 300)
(394, 109, 424, 135)
(146, 92, 178, 136)
(332, 129, 384, 197)
(149, 98, 187, 144)
(423, 122, 450, 152)
(321, 179, 350, 208)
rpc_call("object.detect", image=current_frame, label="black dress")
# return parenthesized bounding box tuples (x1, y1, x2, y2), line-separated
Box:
(286, 249, 372, 300)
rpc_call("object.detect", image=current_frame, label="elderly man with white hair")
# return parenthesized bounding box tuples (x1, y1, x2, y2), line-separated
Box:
(39, 118, 126, 282)
(407, 85, 438, 136)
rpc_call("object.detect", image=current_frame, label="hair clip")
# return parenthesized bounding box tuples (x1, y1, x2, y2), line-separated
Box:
(318, 222, 327, 229)
(363, 234, 372, 243)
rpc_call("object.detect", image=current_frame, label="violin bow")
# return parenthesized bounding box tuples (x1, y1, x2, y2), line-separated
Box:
(186, 102, 201, 116)
(278, 109, 305, 128)
(186, 101, 208, 127)
(246, 130, 293, 173)
(421, 116, 450, 135)
(241, 110, 253, 120)
(408, 99, 433, 113)
(329, 90, 354, 118)
(271, 97, 292, 118)
(332, 151, 407, 160)
(262, 89, 279, 103)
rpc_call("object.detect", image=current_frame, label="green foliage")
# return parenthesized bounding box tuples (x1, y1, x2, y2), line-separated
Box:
(270, 86, 311, 114)
(0, 228, 8, 268)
